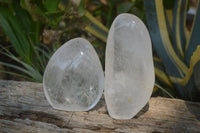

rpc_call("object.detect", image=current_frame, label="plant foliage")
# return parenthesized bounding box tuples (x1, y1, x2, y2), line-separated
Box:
(0, 0, 56, 82)
(0, 0, 199, 100)
(143, 0, 200, 100)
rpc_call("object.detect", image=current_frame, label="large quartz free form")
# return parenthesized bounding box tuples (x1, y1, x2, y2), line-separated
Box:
(105, 13, 155, 119)
(43, 38, 104, 111)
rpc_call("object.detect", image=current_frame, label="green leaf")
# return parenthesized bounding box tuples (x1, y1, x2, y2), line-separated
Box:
(43, 0, 60, 12)
(0, 5, 32, 64)
(0, 70, 33, 81)
(154, 83, 174, 98)
(154, 67, 174, 89)
(117, 2, 133, 14)
(20, 0, 64, 27)
(0, 62, 32, 77)
(0, 50, 43, 82)
(20, 0, 47, 22)
(84, 11, 108, 42)
(12, 0, 32, 33)
(78, 0, 86, 16)
(172, 0, 187, 59)
(179, 0, 188, 55)
(12, 1, 41, 45)
(44, 10, 65, 27)
(165, 9, 173, 37)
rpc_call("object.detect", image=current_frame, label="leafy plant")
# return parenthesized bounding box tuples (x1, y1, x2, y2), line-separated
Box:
(143, 0, 200, 100)
(0, 0, 92, 82)
(0, 43, 56, 82)
(20, 0, 64, 27)
(1, 0, 197, 100)
(0, 0, 40, 65)
(0, 0, 57, 82)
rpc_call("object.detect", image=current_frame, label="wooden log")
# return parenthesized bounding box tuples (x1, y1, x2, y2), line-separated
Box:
(0, 80, 200, 133)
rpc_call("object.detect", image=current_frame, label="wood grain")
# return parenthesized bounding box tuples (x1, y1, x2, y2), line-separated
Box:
(0, 80, 200, 133)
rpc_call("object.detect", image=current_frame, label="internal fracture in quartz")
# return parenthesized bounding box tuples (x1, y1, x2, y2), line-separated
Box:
(105, 13, 155, 119)
(43, 38, 104, 111)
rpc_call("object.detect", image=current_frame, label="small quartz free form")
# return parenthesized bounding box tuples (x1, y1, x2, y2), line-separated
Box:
(43, 38, 104, 111)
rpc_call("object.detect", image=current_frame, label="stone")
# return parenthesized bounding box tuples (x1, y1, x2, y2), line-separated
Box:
(43, 38, 104, 111)
(105, 13, 155, 119)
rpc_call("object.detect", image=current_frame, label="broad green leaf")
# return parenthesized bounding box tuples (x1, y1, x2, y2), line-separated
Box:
(43, 0, 60, 12)
(78, 0, 86, 16)
(13, 1, 41, 45)
(12, 0, 32, 34)
(30, 0, 47, 11)
(44, 10, 65, 27)
(20, 0, 47, 22)
(117, 2, 133, 14)
(21, 0, 64, 27)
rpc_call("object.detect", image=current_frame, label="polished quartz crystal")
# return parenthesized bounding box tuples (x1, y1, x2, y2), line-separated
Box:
(105, 13, 155, 119)
(43, 38, 104, 111)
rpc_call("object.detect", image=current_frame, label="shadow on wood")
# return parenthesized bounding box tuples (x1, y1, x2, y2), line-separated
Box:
(186, 101, 200, 121)
(134, 102, 149, 119)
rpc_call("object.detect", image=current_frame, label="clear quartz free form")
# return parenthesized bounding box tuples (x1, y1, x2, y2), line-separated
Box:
(43, 38, 104, 111)
(105, 13, 155, 119)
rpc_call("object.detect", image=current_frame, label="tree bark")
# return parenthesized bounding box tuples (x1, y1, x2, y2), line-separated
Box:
(0, 80, 200, 133)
